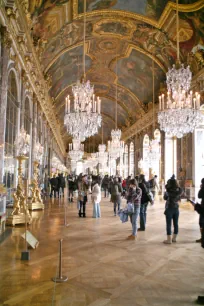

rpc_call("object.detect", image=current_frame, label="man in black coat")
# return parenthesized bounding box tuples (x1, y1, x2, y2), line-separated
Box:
(58, 173, 66, 197)
(50, 175, 58, 198)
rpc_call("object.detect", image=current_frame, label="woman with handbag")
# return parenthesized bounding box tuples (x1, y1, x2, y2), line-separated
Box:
(126, 179, 142, 240)
(163, 175, 182, 244)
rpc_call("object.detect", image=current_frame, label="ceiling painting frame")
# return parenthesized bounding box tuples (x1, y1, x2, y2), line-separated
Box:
(73, 0, 204, 29)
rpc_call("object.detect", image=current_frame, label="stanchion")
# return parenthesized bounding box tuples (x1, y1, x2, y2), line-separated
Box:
(52, 239, 68, 283)
(64, 202, 69, 227)
(21, 179, 30, 261)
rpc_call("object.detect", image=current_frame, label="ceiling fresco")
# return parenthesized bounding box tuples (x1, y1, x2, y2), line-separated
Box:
(27, 0, 204, 149)
(116, 49, 165, 104)
(48, 45, 92, 98)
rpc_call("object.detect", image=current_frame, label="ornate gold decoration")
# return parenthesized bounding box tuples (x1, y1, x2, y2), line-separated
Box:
(3, 30, 12, 49)
(6, 156, 32, 226)
(28, 161, 44, 211)
(0, 1, 66, 156)
(44, 73, 52, 88)
(93, 18, 136, 39)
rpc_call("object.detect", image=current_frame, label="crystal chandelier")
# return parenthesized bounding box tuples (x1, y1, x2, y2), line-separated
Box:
(68, 138, 84, 161)
(34, 141, 44, 164)
(64, 84, 102, 141)
(108, 129, 124, 159)
(108, 52, 124, 159)
(97, 144, 108, 166)
(158, 0, 203, 138)
(14, 126, 30, 156)
(64, 0, 102, 142)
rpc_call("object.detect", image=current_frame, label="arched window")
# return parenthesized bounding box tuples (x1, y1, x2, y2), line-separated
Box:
(129, 142, 134, 177)
(124, 145, 128, 178)
(4, 70, 18, 198)
(143, 134, 150, 180)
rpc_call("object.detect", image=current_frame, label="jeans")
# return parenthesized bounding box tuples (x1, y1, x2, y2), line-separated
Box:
(79, 199, 87, 217)
(114, 201, 121, 215)
(140, 202, 148, 230)
(151, 190, 156, 199)
(165, 207, 179, 235)
(130, 207, 140, 236)
(93, 202, 101, 218)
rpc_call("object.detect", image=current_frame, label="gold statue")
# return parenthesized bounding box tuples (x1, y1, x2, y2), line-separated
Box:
(28, 161, 44, 210)
(11, 193, 21, 216)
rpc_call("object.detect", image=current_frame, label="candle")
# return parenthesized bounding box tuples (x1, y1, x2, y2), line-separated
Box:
(99, 99, 101, 114)
(159, 96, 161, 110)
(193, 97, 196, 109)
(162, 94, 164, 110)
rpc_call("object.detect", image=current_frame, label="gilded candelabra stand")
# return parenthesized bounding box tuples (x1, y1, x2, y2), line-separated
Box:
(6, 155, 32, 226)
(28, 160, 44, 210)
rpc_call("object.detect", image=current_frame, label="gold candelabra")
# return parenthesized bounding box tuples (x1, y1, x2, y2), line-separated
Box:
(6, 155, 32, 226)
(28, 160, 44, 210)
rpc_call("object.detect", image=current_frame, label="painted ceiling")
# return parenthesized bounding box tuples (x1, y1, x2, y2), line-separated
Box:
(28, 0, 204, 150)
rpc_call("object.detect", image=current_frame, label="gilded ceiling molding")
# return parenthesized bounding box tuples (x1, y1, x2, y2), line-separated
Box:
(73, 0, 204, 29)
(122, 105, 159, 142)
(0, 2, 66, 156)
(158, 0, 204, 28)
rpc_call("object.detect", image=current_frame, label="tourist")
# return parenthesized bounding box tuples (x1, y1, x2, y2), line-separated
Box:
(163, 175, 182, 244)
(102, 175, 109, 198)
(67, 175, 75, 202)
(149, 175, 160, 199)
(126, 179, 142, 240)
(78, 175, 89, 217)
(110, 177, 123, 216)
(138, 174, 150, 231)
(195, 178, 204, 243)
(49, 174, 59, 198)
(58, 173, 66, 197)
(91, 176, 101, 218)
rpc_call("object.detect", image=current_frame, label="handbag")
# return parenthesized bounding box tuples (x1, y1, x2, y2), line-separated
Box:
(127, 202, 134, 215)
(147, 191, 154, 204)
(118, 209, 128, 223)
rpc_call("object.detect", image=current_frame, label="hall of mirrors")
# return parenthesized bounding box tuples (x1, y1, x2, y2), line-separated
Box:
(0, 0, 204, 305)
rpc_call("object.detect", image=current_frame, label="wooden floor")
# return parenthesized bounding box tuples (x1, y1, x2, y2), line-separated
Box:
(0, 193, 204, 306)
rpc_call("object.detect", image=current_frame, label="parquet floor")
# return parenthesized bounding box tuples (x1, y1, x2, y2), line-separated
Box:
(0, 194, 204, 306)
